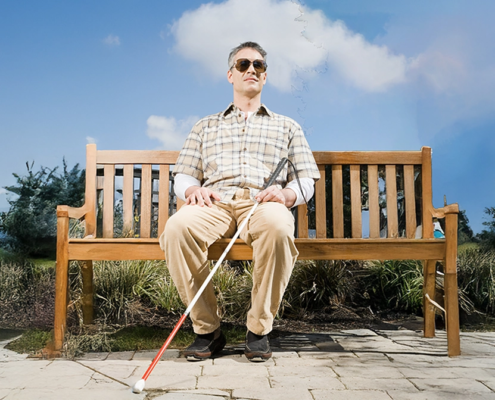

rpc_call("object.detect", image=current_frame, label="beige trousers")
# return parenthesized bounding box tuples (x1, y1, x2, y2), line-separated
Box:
(160, 188, 298, 335)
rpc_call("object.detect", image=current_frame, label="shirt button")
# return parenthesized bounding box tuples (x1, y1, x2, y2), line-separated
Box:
(242, 129, 245, 132)
(243, 148, 247, 151)
(243, 162, 246, 164)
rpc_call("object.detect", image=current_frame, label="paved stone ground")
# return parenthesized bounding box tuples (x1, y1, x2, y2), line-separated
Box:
(2, 328, 495, 399)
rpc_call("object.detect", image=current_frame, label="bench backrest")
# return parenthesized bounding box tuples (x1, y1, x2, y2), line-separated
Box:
(81, 144, 436, 240)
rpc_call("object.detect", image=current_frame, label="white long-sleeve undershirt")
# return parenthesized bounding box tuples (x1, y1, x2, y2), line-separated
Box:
(174, 173, 314, 208)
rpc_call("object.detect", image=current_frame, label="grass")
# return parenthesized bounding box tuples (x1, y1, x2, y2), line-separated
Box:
(4, 325, 247, 358)
(5, 329, 51, 354)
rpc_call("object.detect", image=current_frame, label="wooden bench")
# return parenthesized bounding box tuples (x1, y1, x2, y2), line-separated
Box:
(54, 144, 460, 356)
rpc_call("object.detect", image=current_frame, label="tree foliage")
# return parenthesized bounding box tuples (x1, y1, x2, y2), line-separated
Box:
(478, 207, 495, 249)
(0, 160, 85, 257)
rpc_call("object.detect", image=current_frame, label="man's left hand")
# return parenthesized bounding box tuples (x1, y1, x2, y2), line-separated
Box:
(255, 186, 296, 208)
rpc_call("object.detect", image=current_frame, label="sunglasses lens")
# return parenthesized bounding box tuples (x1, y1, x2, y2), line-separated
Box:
(237, 59, 251, 72)
(234, 59, 267, 73)
(253, 60, 266, 72)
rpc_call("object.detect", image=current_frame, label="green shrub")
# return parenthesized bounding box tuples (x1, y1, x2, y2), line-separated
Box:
(360, 260, 424, 314)
(282, 260, 358, 316)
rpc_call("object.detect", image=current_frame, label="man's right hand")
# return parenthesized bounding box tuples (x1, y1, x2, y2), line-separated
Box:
(185, 186, 221, 207)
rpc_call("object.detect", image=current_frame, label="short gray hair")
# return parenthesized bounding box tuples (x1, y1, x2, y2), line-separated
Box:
(228, 41, 267, 69)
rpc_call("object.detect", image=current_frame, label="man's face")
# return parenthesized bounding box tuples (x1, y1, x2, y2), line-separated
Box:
(227, 47, 267, 97)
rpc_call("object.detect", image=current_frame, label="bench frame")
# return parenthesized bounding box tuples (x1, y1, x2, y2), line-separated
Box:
(54, 144, 460, 356)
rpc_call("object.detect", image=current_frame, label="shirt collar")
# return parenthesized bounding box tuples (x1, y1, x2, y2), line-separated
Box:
(222, 103, 273, 118)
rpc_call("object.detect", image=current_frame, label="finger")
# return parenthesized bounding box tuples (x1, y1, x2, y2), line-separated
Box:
(211, 191, 222, 201)
(203, 191, 213, 207)
(196, 192, 205, 207)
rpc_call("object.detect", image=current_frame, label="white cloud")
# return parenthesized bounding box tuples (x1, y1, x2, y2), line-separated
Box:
(86, 136, 97, 144)
(146, 115, 199, 150)
(103, 34, 120, 46)
(170, 0, 408, 92)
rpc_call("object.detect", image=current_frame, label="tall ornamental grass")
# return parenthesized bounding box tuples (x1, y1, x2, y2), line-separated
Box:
(457, 247, 495, 314)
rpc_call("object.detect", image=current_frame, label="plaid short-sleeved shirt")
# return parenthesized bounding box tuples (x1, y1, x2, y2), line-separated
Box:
(173, 103, 320, 202)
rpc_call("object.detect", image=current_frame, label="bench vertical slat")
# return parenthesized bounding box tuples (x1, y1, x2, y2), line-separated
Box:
(386, 165, 398, 238)
(177, 198, 185, 211)
(350, 165, 362, 238)
(158, 165, 170, 236)
(85, 144, 97, 237)
(404, 165, 416, 239)
(140, 164, 152, 238)
(103, 165, 115, 238)
(368, 165, 380, 238)
(297, 204, 309, 238)
(332, 165, 344, 238)
(316, 165, 327, 238)
(422, 147, 434, 238)
(122, 165, 134, 235)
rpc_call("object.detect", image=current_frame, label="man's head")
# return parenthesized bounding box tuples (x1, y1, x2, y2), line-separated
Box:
(227, 42, 267, 99)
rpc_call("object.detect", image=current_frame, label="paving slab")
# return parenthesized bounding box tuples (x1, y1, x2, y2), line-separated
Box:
(410, 378, 494, 393)
(269, 375, 345, 390)
(340, 377, 418, 391)
(233, 387, 313, 400)
(311, 389, 393, 400)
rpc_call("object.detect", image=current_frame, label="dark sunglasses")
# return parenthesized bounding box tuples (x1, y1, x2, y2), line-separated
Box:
(232, 58, 267, 73)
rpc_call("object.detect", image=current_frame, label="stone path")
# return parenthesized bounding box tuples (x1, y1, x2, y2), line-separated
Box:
(2, 328, 495, 399)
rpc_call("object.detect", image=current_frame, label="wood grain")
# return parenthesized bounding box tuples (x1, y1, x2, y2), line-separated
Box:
(350, 165, 362, 238)
(332, 165, 344, 238)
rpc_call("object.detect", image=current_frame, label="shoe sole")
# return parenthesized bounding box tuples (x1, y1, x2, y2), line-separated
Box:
(244, 351, 272, 362)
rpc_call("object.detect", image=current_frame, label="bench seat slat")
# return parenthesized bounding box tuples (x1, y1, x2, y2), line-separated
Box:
(68, 238, 446, 261)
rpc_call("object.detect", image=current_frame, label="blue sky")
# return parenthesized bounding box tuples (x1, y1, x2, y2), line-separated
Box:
(1, 0, 494, 233)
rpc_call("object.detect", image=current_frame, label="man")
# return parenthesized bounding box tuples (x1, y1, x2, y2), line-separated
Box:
(160, 41, 320, 362)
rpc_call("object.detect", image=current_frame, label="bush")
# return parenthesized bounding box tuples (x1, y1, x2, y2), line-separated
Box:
(0, 257, 55, 328)
(360, 260, 424, 314)
(0, 160, 84, 257)
(282, 260, 358, 316)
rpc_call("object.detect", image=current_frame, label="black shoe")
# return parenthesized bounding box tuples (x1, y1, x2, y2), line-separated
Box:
(183, 328, 226, 361)
(244, 330, 272, 362)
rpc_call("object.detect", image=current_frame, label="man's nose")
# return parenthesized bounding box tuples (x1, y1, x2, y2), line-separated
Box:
(246, 62, 259, 76)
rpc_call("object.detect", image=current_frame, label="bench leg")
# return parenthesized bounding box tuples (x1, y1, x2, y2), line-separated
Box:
(423, 260, 436, 338)
(445, 212, 461, 356)
(82, 261, 94, 325)
(54, 208, 69, 351)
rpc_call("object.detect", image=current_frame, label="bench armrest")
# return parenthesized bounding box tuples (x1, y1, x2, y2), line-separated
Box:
(57, 204, 92, 220)
(431, 203, 459, 218)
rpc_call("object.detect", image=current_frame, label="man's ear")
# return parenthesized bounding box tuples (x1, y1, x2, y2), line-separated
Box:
(227, 69, 233, 84)
(262, 72, 267, 86)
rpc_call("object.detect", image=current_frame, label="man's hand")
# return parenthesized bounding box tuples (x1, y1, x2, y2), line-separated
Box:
(185, 186, 221, 207)
(255, 186, 296, 208)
